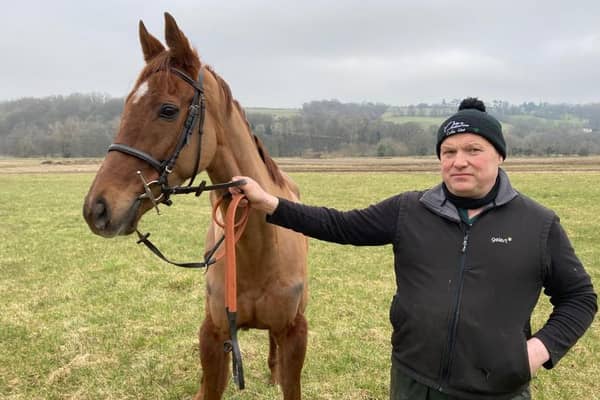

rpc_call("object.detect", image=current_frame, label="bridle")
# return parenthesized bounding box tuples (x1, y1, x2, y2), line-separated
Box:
(105, 66, 247, 389)
(107, 65, 246, 268)
(108, 67, 207, 211)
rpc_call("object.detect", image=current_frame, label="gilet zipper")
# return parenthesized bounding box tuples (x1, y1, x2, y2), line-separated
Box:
(438, 226, 470, 391)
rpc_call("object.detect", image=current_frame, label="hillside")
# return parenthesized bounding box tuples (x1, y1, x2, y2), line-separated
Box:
(1, 96, 599, 158)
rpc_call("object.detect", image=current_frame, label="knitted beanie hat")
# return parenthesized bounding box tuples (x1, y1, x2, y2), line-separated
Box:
(436, 98, 506, 159)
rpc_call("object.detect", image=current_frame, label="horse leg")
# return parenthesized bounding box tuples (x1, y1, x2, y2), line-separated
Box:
(275, 313, 308, 400)
(268, 332, 279, 385)
(194, 316, 230, 400)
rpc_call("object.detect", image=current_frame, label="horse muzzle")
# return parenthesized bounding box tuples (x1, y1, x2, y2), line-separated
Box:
(83, 194, 141, 238)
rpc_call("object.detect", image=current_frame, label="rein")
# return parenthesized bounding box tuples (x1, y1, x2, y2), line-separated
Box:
(134, 179, 248, 269)
(106, 66, 248, 390)
(220, 193, 248, 389)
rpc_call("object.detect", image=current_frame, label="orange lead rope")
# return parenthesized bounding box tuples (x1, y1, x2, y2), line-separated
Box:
(211, 192, 249, 389)
(211, 192, 250, 311)
(223, 193, 248, 312)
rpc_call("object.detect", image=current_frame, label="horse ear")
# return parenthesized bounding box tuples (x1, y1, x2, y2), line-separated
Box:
(139, 20, 165, 62)
(164, 12, 197, 68)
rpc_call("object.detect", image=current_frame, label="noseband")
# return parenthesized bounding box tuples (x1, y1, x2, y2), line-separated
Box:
(107, 67, 206, 210)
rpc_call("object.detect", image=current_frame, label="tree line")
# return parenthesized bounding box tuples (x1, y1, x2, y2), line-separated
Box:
(1, 94, 600, 158)
(0, 94, 122, 157)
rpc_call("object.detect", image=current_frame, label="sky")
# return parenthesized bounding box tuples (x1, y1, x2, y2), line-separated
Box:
(3, 0, 600, 108)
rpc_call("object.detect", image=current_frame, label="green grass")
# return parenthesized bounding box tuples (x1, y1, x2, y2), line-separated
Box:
(0, 171, 598, 399)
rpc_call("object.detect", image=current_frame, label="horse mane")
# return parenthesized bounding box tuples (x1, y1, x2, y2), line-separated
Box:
(205, 66, 286, 188)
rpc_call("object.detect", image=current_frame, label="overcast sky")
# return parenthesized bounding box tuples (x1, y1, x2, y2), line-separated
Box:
(3, 0, 600, 108)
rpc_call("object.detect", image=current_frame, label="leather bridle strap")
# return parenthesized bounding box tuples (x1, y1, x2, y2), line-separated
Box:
(162, 67, 205, 181)
(135, 188, 249, 269)
(187, 78, 205, 187)
(108, 143, 164, 172)
(135, 229, 212, 268)
(107, 66, 206, 199)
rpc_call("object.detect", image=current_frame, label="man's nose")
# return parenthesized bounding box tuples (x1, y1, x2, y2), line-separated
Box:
(454, 151, 469, 166)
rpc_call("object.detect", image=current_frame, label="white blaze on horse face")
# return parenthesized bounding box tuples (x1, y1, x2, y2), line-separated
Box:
(132, 81, 149, 104)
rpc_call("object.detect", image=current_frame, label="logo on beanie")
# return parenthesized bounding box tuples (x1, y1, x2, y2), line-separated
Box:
(443, 120, 470, 136)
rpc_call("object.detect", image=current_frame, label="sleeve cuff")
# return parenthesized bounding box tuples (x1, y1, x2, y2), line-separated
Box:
(265, 197, 286, 224)
(532, 333, 557, 369)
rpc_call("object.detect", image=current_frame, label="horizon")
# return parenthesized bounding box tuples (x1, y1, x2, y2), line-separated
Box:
(2, 92, 599, 110)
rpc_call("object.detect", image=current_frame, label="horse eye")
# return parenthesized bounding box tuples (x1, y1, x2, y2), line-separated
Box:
(159, 104, 179, 120)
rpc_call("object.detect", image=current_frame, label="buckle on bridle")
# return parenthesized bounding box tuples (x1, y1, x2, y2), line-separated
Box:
(137, 170, 164, 214)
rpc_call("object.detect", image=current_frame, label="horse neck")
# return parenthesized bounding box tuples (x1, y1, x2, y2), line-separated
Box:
(205, 107, 275, 192)
(205, 112, 279, 255)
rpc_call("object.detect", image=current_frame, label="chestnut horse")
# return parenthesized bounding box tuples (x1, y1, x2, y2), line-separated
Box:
(82, 13, 308, 400)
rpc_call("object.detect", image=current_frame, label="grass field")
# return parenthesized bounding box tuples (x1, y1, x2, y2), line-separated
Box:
(0, 161, 598, 399)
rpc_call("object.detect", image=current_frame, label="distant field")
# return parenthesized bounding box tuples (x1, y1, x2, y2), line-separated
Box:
(244, 107, 300, 118)
(380, 114, 444, 127)
(506, 114, 586, 128)
(380, 113, 587, 133)
(2, 156, 600, 174)
(275, 155, 600, 173)
(236, 108, 586, 133)
(0, 166, 598, 399)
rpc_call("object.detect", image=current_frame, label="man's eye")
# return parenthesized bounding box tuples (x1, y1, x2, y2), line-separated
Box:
(159, 104, 179, 120)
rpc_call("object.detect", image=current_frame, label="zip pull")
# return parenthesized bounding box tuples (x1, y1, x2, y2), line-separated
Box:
(461, 232, 469, 253)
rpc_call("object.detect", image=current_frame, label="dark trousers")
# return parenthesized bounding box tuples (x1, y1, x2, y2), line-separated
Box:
(390, 362, 531, 400)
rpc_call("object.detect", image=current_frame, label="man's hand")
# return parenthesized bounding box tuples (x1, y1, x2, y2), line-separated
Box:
(230, 176, 279, 215)
(527, 337, 550, 376)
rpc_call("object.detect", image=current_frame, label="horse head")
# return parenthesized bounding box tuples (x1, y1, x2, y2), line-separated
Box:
(83, 13, 225, 237)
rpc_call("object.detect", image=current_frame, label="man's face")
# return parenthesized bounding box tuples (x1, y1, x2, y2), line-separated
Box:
(440, 133, 503, 198)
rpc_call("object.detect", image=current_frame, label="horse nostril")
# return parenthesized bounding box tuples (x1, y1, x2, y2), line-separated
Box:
(92, 197, 111, 231)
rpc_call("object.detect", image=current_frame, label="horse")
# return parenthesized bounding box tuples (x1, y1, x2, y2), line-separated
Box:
(82, 13, 309, 400)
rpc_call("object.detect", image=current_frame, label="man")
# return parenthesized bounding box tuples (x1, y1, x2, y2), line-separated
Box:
(230, 98, 597, 399)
